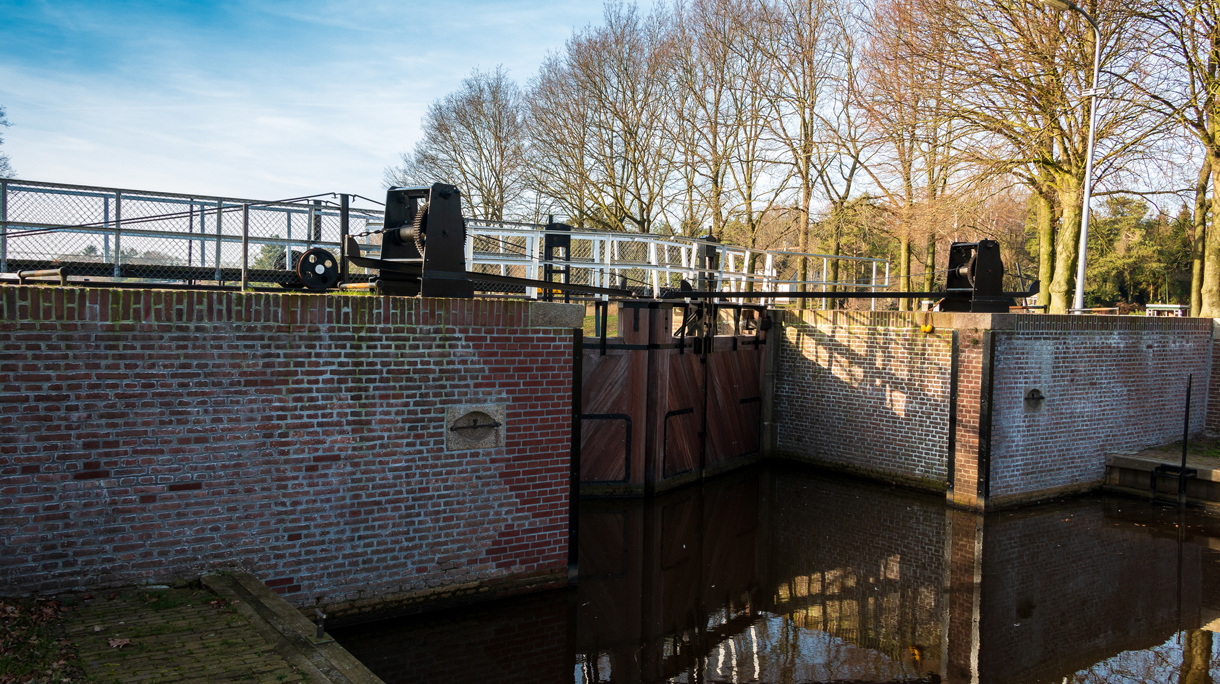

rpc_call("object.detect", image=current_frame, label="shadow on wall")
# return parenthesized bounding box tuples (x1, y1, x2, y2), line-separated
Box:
(775, 315, 953, 488)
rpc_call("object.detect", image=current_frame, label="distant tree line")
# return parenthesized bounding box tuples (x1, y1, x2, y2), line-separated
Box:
(387, 0, 1220, 314)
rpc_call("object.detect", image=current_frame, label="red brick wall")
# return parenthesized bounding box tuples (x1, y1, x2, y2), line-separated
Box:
(988, 316, 1212, 502)
(775, 311, 953, 489)
(952, 333, 985, 508)
(0, 286, 573, 610)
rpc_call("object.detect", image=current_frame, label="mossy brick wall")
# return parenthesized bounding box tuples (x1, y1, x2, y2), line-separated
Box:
(0, 285, 573, 609)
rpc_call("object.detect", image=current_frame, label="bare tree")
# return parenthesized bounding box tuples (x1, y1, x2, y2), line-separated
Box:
(0, 106, 14, 179)
(933, 0, 1159, 313)
(1138, 1, 1220, 315)
(385, 67, 528, 221)
(858, 0, 964, 309)
(753, 0, 836, 300)
(528, 3, 676, 233)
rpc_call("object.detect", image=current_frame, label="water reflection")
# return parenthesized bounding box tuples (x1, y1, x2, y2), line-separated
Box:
(332, 463, 1220, 683)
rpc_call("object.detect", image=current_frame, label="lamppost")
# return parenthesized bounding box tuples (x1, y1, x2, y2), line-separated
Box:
(1036, 0, 1103, 313)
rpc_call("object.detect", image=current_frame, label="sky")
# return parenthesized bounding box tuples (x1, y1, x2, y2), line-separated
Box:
(0, 1, 605, 205)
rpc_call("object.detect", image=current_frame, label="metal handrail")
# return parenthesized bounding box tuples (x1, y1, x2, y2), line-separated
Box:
(0, 179, 890, 302)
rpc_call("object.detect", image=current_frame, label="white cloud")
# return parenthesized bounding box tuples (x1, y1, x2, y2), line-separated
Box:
(0, 1, 604, 202)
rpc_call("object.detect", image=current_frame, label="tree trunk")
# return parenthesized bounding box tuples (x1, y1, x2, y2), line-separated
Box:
(923, 231, 936, 294)
(1036, 192, 1054, 310)
(829, 221, 842, 310)
(798, 182, 812, 308)
(898, 233, 911, 312)
(1049, 180, 1082, 314)
(1201, 150, 1220, 317)
(1192, 158, 1211, 317)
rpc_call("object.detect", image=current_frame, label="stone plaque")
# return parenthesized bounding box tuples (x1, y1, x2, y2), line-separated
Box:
(445, 403, 507, 452)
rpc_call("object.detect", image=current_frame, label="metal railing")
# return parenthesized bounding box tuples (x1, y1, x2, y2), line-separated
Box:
(0, 179, 889, 302)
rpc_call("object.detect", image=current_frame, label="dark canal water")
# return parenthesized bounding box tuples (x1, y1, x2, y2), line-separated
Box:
(331, 463, 1220, 683)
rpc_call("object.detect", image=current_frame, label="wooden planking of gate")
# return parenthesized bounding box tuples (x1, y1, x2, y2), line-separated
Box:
(579, 301, 770, 495)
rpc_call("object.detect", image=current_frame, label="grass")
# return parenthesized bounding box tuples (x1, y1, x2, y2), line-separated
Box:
(0, 598, 86, 684)
(582, 313, 617, 338)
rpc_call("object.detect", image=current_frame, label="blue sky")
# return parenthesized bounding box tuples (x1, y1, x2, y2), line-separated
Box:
(0, 1, 605, 203)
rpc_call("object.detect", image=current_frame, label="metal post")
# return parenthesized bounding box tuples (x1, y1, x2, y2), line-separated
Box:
(103, 197, 111, 264)
(214, 199, 223, 282)
(310, 199, 322, 244)
(822, 257, 828, 310)
(241, 203, 249, 290)
(0, 180, 7, 274)
(649, 241, 659, 297)
(113, 192, 122, 278)
(339, 194, 349, 285)
(871, 261, 878, 311)
(187, 201, 194, 269)
(285, 210, 293, 269)
(1071, 9, 1103, 313)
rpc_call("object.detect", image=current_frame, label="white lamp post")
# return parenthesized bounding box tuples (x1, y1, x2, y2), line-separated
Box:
(1036, 0, 1103, 313)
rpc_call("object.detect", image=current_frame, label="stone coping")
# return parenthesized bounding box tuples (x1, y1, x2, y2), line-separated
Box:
(781, 308, 1214, 333)
(0, 283, 584, 329)
(203, 573, 384, 684)
(1107, 453, 1220, 483)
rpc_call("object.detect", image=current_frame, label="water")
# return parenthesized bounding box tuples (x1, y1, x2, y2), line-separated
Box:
(331, 463, 1220, 683)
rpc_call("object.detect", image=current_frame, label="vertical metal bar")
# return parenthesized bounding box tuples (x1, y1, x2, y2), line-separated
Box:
(310, 199, 322, 244)
(214, 199, 223, 282)
(464, 224, 474, 272)
(339, 194, 349, 284)
(0, 180, 7, 273)
(198, 202, 206, 268)
(286, 210, 293, 269)
(871, 261, 877, 311)
(821, 257, 828, 310)
(113, 192, 122, 278)
(649, 241, 659, 297)
(187, 201, 194, 269)
(241, 203, 249, 290)
(104, 197, 111, 264)
(527, 233, 539, 299)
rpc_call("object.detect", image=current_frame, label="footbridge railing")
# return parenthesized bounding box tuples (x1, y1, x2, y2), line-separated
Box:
(0, 179, 889, 301)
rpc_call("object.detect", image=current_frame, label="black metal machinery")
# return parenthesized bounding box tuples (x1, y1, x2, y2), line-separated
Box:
(346, 183, 631, 299)
(940, 239, 1014, 313)
(344, 187, 1035, 312)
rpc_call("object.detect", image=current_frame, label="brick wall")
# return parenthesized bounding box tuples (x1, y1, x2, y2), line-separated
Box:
(988, 316, 1212, 503)
(774, 311, 1215, 509)
(0, 285, 575, 614)
(774, 311, 953, 489)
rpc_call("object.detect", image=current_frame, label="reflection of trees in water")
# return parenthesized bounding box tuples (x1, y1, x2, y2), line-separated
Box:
(1068, 630, 1219, 684)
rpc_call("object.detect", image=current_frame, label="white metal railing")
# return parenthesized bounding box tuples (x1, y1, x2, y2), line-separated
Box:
(0, 179, 889, 302)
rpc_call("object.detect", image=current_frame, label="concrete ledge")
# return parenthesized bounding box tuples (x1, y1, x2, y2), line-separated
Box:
(1106, 454, 1220, 504)
(202, 572, 384, 684)
(529, 301, 584, 328)
(312, 565, 569, 628)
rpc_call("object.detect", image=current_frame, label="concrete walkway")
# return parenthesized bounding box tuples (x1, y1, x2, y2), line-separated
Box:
(61, 575, 382, 684)
(64, 584, 311, 684)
